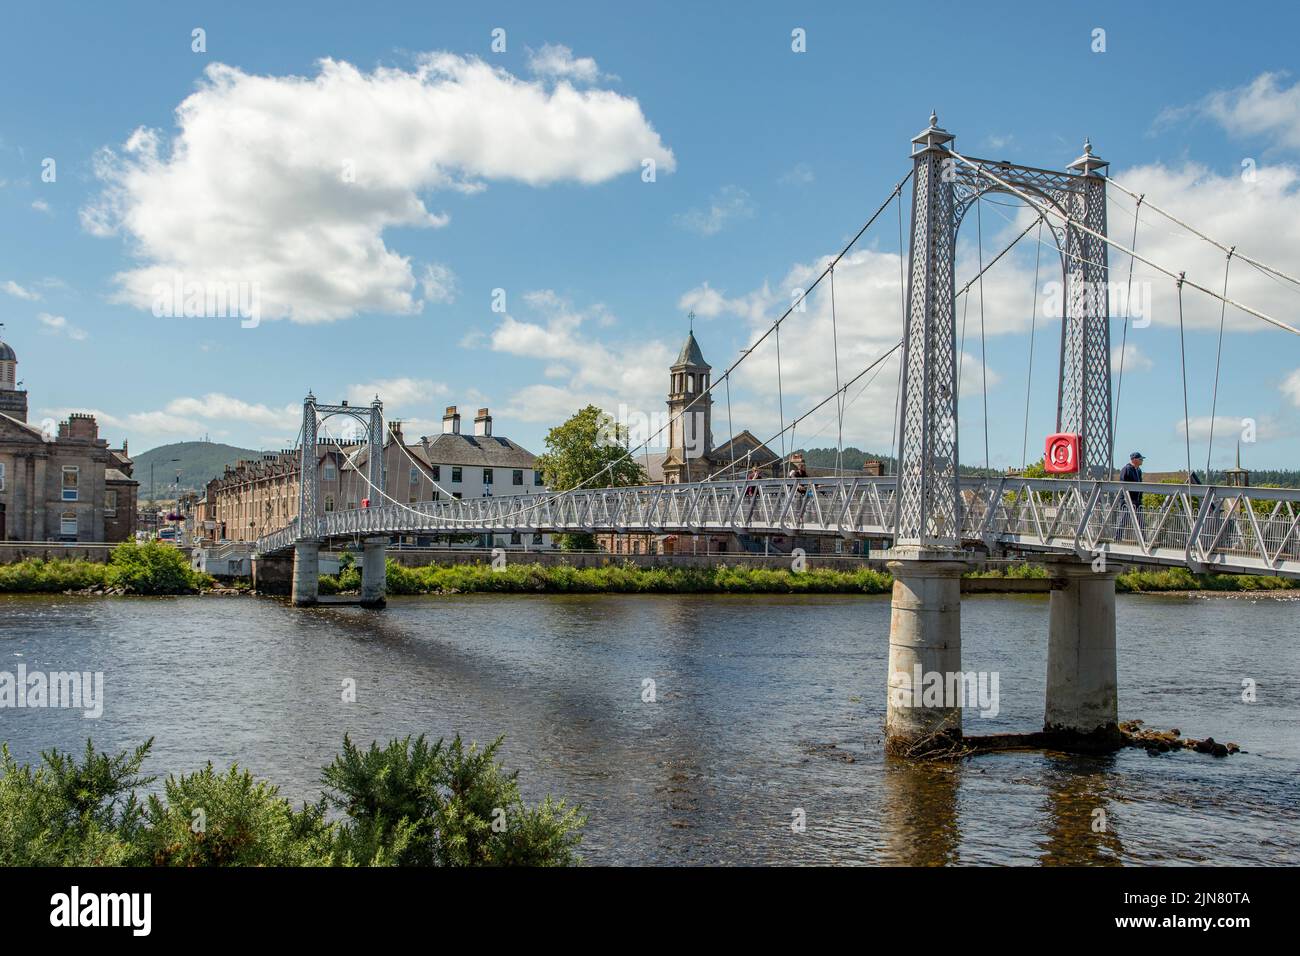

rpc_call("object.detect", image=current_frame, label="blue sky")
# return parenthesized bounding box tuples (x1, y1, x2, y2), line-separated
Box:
(2, 0, 1299, 474)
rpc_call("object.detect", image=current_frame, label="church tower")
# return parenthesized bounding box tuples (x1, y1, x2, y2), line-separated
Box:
(666, 323, 713, 482)
(0, 332, 27, 423)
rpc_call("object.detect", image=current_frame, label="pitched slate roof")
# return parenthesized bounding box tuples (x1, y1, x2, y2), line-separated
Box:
(419, 433, 538, 468)
(0, 411, 44, 440)
(673, 331, 708, 368)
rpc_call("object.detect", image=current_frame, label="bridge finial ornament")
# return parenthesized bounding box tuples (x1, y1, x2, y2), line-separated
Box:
(929, 109, 938, 127)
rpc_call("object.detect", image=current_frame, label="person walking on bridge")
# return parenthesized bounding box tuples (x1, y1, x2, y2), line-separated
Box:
(1118, 451, 1145, 541)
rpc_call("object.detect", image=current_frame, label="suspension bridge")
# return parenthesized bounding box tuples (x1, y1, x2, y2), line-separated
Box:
(251, 114, 1300, 754)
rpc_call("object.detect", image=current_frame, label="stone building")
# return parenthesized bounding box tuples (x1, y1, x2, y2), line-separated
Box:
(0, 336, 138, 542)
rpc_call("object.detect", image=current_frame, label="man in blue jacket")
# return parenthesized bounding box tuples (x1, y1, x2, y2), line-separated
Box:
(1118, 451, 1144, 539)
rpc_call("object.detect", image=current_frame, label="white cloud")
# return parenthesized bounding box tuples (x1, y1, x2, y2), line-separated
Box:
(2, 279, 40, 301)
(164, 393, 300, 432)
(83, 53, 674, 324)
(1282, 368, 1300, 406)
(31, 199, 50, 214)
(420, 262, 457, 304)
(345, 377, 446, 410)
(675, 185, 756, 236)
(1112, 342, 1152, 373)
(526, 44, 608, 84)
(485, 291, 674, 426)
(37, 312, 87, 341)
(1161, 71, 1300, 151)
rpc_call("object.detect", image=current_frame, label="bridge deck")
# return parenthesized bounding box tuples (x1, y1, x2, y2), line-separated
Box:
(253, 476, 1300, 579)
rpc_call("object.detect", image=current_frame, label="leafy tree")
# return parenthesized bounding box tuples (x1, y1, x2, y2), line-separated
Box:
(534, 405, 647, 550)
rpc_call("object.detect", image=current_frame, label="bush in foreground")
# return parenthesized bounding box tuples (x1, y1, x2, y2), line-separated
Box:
(0, 541, 213, 595)
(0, 735, 584, 867)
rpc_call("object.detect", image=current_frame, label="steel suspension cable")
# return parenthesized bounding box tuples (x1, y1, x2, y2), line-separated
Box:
(1205, 249, 1234, 480)
(1111, 190, 1143, 475)
(976, 196, 990, 471)
(1105, 174, 1300, 292)
(829, 263, 845, 475)
(945, 148, 1300, 337)
(1176, 275, 1194, 481)
(890, 187, 906, 476)
(1021, 219, 1043, 469)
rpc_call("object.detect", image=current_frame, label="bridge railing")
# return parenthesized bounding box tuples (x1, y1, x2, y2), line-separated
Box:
(252, 476, 1300, 577)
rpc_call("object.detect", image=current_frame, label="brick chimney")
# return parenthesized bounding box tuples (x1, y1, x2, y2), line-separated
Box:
(862, 459, 884, 477)
(442, 405, 461, 435)
(58, 413, 99, 441)
(473, 407, 492, 437)
(388, 420, 403, 443)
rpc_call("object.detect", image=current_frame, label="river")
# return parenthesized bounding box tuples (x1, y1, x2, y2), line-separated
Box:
(1, 591, 1296, 865)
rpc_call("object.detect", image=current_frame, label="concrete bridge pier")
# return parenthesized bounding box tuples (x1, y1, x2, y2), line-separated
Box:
(1044, 558, 1120, 745)
(885, 554, 968, 755)
(360, 536, 388, 609)
(291, 539, 321, 607)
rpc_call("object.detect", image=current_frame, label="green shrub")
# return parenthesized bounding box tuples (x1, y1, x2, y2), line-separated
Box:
(0, 739, 152, 866)
(105, 541, 212, 595)
(0, 734, 584, 867)
(322, 734, 585, 867)
(136, 764, 333, 866)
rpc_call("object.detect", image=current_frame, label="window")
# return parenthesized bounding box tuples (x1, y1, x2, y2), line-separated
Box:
(431, 465, 440, 481)
(322, 462, 337, 482)
(409, 466, 419, 484)
(105, 490, 117, 516)
(346, 501, 355, 511)
(534, 470, 544, 486)
(532, 533, 543, 545)
(324, 496, 335, 512)
(451, 467, 462, 483)
(452, 492, 462, 500)
(432, 490, 441, 502)
(0, 461, 5, 491)
(512, 469, 523, 486)
(60, 511, 77, 537)
(483, 469, 493, 485)
(62, 466, 79, 501)
(510, 532, 521, 545)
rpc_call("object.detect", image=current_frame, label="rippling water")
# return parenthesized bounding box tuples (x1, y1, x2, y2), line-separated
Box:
(1, 591, 1296, 865)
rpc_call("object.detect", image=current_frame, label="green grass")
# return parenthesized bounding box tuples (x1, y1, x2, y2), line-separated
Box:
(320, 559, 895, 596)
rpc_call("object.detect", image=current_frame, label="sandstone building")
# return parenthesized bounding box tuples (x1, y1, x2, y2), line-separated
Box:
(0, 335, 138, 542)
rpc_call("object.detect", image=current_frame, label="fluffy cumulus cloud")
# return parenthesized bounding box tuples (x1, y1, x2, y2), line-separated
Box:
(1160, 71, 1300, 151)
(484, 291, 675, 430)
(83, 53, 674, 323)
(1282, 368, 1300, 406)
(527, 44, 607, 84)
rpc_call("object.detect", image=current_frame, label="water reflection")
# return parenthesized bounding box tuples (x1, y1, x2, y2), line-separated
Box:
(881, 759, 961, 865)
(1036, 753, 1125, 866)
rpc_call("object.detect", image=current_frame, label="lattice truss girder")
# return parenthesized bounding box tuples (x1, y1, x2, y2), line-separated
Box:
(950, 156, 1112, 478)
(896, 149, 960, 546)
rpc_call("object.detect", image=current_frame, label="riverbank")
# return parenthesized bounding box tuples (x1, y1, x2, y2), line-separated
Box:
(2, 552, 1296, 596)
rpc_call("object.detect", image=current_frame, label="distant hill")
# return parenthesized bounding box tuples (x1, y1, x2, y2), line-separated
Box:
(133, 441, 264, 498)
